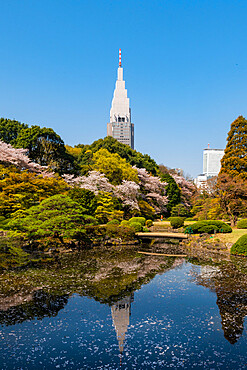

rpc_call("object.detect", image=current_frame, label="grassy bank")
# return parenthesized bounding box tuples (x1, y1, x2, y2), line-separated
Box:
(213, 228, 247, 247)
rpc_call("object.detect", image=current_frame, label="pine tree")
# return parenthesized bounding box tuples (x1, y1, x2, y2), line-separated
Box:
(220, 115, 247, 179)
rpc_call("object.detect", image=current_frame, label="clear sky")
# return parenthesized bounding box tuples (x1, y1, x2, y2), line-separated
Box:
(1, 0, 247, 177)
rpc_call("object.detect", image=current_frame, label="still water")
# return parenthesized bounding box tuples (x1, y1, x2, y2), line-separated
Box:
(1, 249, 247, 369)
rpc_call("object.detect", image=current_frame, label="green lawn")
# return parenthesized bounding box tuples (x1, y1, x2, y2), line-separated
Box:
(214, 228, 247, 245)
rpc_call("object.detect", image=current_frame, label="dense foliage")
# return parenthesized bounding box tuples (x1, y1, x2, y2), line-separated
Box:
(231, 234, 247, 256)
(169, 217, 184, 229)
(216, 174, 247, 226)
(0, 118, 76, 174)
(0, 117, 197, 259)
(185, 220, 232, 234)
(220, 116, 247, 180)
(0, 165, 68, 218)
(237, 219, 247, 229)
(71, 136, 159, 175)
(8, 194, 96, 249)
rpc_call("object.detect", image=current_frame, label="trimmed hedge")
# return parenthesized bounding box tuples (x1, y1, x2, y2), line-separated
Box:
(170, 217, 184, 229)
(185, 220, 232, 234)
(231, 234, 247, 256)
(129, 217, 146, 227)
(107, 219, 120, 225)
(237, 219, 247, 229)
(128, 221, 143, 232)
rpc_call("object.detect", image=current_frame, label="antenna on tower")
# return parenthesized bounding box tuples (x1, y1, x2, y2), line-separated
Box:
(119, 49, 122, 67)
(208, 143, 210, 149)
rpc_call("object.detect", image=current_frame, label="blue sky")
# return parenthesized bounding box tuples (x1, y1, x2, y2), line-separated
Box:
(1, 0, 247, 177)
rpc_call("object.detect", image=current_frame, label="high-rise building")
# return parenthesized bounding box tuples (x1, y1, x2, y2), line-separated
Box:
(203, 148, 224, 177)
(107, 49, 134, 149)
(111, 294, 134, 355)
(194, 145, 224, 189)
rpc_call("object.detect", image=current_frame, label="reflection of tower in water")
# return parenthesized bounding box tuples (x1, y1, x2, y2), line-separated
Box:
(111, 293, 134, 354)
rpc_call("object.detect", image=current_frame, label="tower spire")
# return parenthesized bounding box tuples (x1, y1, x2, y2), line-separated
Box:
(119, 49, 122, 67)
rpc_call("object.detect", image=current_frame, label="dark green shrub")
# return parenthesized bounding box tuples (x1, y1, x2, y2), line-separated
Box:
(185, 217, 195, 221)
(85, 225, 106, 239)
(170, 217, 184, 229)
(231, 234, 247, 256)
(129, 217, 146, 226)
(218, 223, 232, 233)
(84, 215, 98, 225)
(119, 225, 136, 240)
(237, 219, 247, 229)
(198, 225, 219, 234)
(107, 219, 120, 225)
(105, 224, 135, 241)
(171, 204, 190, 218)
(185, 220, 232, 234)
(146, 220, 153, 228)
(129, 221, 143, 232)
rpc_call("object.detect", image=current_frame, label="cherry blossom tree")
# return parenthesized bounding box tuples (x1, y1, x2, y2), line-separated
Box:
(114, 180, 140, 210)
(0, 139, 50, 175)
(172, 174, 195, 207)
(135, 167, 168, 213)
(63, 171, 113, 195)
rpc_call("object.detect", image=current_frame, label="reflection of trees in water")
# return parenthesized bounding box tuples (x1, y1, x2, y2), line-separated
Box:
(0, 251, 183, 328)
(0, 290, 69, 326)
(193, 261, 247, 344)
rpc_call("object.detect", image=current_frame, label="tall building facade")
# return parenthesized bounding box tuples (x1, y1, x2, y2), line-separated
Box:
(194, 146, 224, 189)
(203, 148, 224, 177)
(107, 49, 134, 149)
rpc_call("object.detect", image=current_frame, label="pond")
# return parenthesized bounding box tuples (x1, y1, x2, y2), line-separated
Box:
(1, 248, 247, 369)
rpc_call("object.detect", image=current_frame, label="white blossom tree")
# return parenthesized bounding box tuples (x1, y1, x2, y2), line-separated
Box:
(114, 180, 140, 210)
(172, 174, 195, 207)
(0, 139, 50, 175)
(63, 171, 113, 195)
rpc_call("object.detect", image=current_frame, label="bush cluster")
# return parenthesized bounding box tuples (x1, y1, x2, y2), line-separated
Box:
(105, 224, 136, 241)
(128, 221, 143, 232)
(129, 217, 146, 226)
(231, 234, 247, 256)
(184, 220, 232, 234)
(237, 219, 247, 229)
(169, 217, 184, 229)
(107, 219, 120, 225)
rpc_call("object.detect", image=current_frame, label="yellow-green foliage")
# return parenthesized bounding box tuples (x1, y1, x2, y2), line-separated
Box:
(0, 165, 68, 217)
(65, 145, 83, 159)
(237, 219, 247, 229)
(95, 192, 123, 223)
(92, 148, 139, 185)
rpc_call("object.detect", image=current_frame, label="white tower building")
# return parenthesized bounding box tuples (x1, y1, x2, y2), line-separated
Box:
(194, 145, 225, 189)
(203, 147, 224, 177)
(107, 49, 134, 149)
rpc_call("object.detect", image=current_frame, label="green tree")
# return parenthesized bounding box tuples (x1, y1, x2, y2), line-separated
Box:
(0, 165, 68, 218)
(158, 166, 181, 214)
(68, 187, 97, 215)
(92, 148, 139, 185)
(171, 204, 190, 218)
(95, 192, 123, 223)
(8, 194, 92, 248)
(75, 136, 159, 175)
(0, 118, 28, 146)
(220, 115, 247, 180)
(216, 174, 247, 226)
(16, 126, 76, 175)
